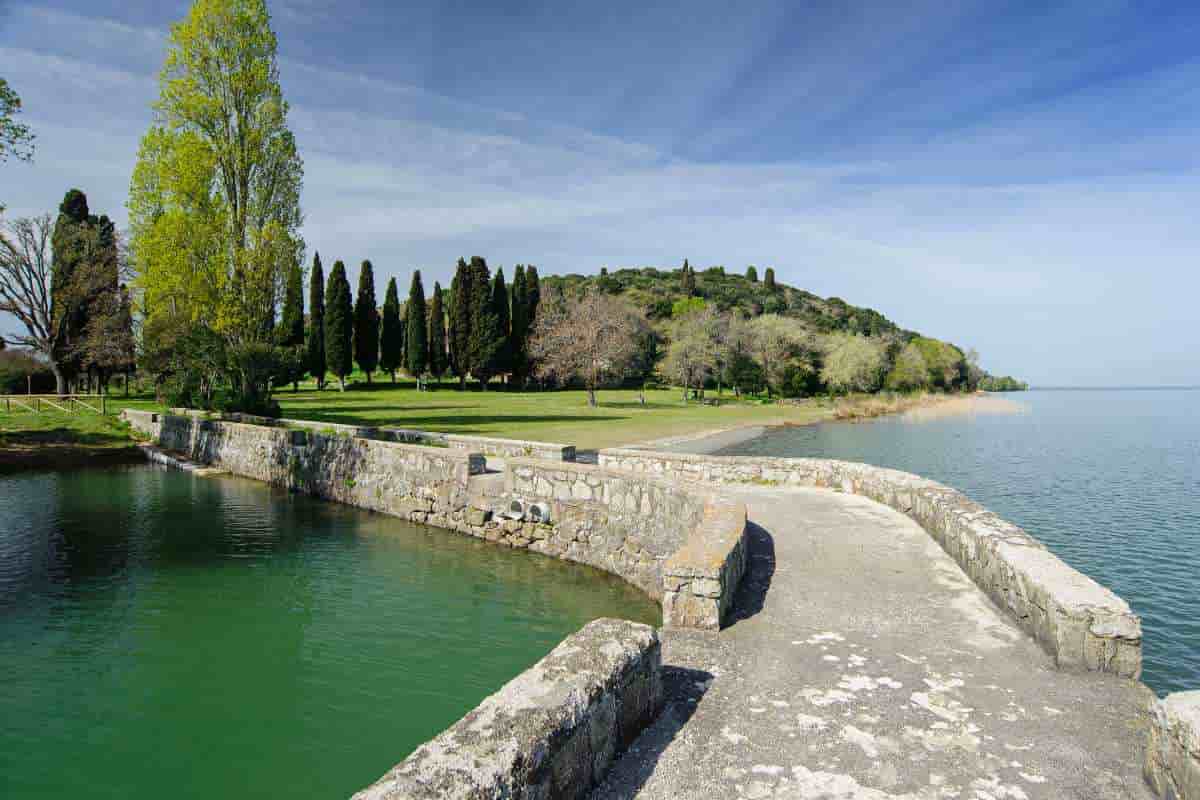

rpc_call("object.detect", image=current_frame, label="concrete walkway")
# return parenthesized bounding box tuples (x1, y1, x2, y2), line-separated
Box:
(595, 484, 1155, 800)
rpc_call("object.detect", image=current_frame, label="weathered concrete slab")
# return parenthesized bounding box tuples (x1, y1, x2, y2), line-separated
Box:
(596, 486, 1155, 799)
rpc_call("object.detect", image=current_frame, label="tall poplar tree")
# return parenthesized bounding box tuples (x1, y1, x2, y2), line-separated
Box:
(406, 270, 428, 381)
(468, 256, 501, 390)
(448, 258, 472, 389)
(490, 266, 511, 382)
(307, 252, 326, 389)
(325, 260, 352, 390)
(427, 282, 447, 383)
(764, 267, 777, 291)
(353, 260, 379, 382)
(379, 276, 402, 383)
(746, 265, 758, 283)
(129, 0, 303, 355)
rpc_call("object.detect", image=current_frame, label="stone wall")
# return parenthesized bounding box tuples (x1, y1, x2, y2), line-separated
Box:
(352, 618, 662, 800)
(166, 409, 576, 461)
(123, 412, 748, 631)
(599, 447, 1143, 678)
(1145, 692, 1200, 800)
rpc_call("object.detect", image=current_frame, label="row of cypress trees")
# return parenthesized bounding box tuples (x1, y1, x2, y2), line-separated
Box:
(282, 253, 541, 391)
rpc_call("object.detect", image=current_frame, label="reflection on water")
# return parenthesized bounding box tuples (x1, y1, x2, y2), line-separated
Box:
(0, 465, 657, 799)
(719, 389, 1200, 696)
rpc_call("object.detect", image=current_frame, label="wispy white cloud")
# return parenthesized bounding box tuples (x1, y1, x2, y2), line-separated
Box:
(2, 2, 1198, 385)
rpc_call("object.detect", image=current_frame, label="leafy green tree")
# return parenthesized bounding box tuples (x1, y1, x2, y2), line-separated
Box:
(911, 336, 966, 390)
(428, 281, 447, 383)
(745, 265, 758, 283)
(885, 342, 928, 391)
(1, 77, 35, 213)
(324, 260, 353, 390)
(307, 253, 326, 389)
(448, 258, 472, 389)
(468, 256, 502, 389)
(406, 270, 428, 380)
(129, 0, 303, 407)
(0, 77, 34, 164)
(821, 333, 888, 394)
(680, 258, 696, 296)
(490, 266, 511, 380)
(379, 276, 402, 383)
(764, 267, 776, 291)
(353, 260, 379, 382)
(50, 190, 93, 390)
(526, 265, 541, 327)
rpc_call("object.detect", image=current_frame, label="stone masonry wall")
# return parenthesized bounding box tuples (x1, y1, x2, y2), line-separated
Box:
(167, 409, 576, 461)
(599, 447, 1143, 678)
(1145, 691, 1200, 800)
(352, 618, 662, 800)
(124, 412, 747, 630)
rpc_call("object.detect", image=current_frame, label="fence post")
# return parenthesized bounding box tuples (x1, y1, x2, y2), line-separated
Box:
(102, 395, 107, 415)
(35, 397, 40, 413)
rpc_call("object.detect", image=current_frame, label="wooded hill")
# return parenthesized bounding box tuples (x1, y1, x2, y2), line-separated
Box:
(542, 264, 912, 341)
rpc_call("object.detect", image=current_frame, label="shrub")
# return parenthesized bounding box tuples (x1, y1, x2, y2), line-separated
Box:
(0, 351, 56, 394)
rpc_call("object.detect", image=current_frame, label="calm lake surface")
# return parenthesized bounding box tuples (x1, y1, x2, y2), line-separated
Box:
(0, 465, 658, 799)
(717, 388, 1199, 696)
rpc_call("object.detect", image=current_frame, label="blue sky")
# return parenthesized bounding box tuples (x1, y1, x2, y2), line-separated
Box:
(2, 0, 1198, 385)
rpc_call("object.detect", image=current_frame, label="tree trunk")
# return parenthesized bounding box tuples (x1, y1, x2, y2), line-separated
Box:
(51, 362, 67, 395)
(366, 372, 372, 385)
(588, 386, 597, 407)
(339, 376, 346, 391)
(459, 375, 465, 391)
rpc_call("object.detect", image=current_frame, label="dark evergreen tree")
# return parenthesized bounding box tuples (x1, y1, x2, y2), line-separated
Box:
(379, 277, 402, 382)
(307, 252, 326, 389)
(427, 282, 447, 383)
(406, 270, 428, 380)
(467, 256, 502, 390)
(324, 260, 353, 390)
(680, 258, 696, 296)
(277, 256, 305, 390)
(490, 266, 511, 381)
(49, 189, 92, 392)
(448, 258, 472, 389)
(525, 265, 541, 385)
(353, 260, 379, 382)
(764, 267, 777, 291)
(510, 264, 529, 385)
(746, 265, 758, 283)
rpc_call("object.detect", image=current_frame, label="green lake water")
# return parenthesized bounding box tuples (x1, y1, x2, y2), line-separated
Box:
(0, 465, 658, 799)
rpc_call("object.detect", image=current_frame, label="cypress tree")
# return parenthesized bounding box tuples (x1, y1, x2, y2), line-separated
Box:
(49, 189, 92, 392)
(467, 256, 501, 390)
(490, 266, 511, 381)
(680, 258, 696, 296)
(307, 253, 326, 389)
(353, 260, 379, 383)
(448, 258, 472, 389)
(279, 258, 304, 347)
(406, 270, 428, 381)
(325, 260, 353, 390)
(526, 265, 541, 324)
(746, 265, 758, 283)
(764, 267, 777, 291)
(510, 265, 529, 385)
(277, 256, 305, 390)
(379, 277, 402, 382)
(428, 282, 447, 383)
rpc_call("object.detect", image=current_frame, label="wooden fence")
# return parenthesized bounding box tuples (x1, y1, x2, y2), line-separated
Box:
(0, 394, 108, 415)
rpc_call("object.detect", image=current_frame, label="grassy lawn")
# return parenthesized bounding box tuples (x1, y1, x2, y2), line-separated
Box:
(105, 377, 835, 449)
(0, 407, 145, 472)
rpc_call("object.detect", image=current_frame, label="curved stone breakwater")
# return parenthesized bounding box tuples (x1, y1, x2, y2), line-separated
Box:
(119, 410, 1199, 799)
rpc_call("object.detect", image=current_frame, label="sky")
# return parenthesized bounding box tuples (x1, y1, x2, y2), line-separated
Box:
(2, 0, 1198, 386)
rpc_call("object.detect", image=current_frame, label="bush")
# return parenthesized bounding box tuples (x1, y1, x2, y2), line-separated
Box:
(0, 351, 56, 394)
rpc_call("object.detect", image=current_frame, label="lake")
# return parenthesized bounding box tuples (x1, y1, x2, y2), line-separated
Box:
(714, 388, 1199, 696)
(0, 465, 658, 799)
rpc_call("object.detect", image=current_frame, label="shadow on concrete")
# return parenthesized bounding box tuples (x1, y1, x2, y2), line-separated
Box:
(724, 520, 775, 628)
(595, 665, 714, 799)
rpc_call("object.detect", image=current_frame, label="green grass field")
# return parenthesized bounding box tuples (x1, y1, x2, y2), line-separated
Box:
(106, 378, 833, 449)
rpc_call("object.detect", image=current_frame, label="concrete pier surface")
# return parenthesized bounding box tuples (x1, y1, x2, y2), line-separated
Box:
(595, 484, 1155, 799)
